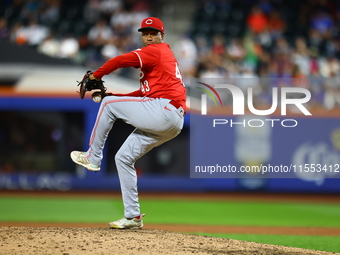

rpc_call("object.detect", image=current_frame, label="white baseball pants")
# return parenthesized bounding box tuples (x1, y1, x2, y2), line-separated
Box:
(86, 96, 184, 218)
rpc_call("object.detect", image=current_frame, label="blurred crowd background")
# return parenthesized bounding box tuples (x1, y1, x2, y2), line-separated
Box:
(1, 0, 340, 110)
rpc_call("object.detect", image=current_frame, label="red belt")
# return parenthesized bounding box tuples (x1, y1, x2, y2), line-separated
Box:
(169, 100, 181, 109)
(169, 100, 186, 115)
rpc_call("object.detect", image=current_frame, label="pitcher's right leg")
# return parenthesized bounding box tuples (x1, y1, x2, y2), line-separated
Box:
(114, 127, 180, 219)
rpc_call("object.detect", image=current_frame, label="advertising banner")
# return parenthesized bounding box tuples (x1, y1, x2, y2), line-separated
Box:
(189, 78, 340, 192)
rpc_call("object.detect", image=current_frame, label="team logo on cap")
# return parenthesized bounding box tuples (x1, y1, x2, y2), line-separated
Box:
(145, 19, 153, 25)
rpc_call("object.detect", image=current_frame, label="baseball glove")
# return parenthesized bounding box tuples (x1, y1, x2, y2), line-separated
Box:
(77, 71, 107, 99)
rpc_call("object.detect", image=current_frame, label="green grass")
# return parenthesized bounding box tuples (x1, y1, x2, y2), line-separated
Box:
(1, 197, 340, 228)
(195, 233, 340, 254)
(141, 200, 340, 228)
(0, 197, 124, 223)
(0, 196, 339, 253)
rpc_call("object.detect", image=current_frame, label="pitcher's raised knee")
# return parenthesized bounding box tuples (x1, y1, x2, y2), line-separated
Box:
(115, 152, 135, 168)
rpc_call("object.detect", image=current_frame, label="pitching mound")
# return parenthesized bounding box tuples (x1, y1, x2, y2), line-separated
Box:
(0, 227, 335, 255)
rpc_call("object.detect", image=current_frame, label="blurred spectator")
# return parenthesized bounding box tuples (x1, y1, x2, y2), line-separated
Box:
(84, 0, 102, 23)
(118, 33, 137, 54)
(208, 34, 227, 69)
(256, 26, 272, 49)
(88, 18, 113, 48)
(173, 35, 198, 80)
(10, 21, 28, 45)
(99, 0, 122, 16)
(131, 0, 151, 12)
(9, 17, 50, 47)
(130, 10, 150, 45)
(319, 56, 340, 77)
(24, 17, 50, 47)
(267, 10, 286, 40)
(0, 17, 9, 40)
(40, 0, 61, 25)
(309, 50, 320, 74)
(273, 37, 291, 55)
(246, 5, 268, 35)
(309, 26, 323, 51)
(227, 38, 246, 63)
(38, 33, 60, 57)
(195, 36, 210, 61)
(243, 35, 262, 72)
(199, 61, 225, 79)
(101, 35, 119, 60)
(110, 6, 134, 36)
(324, 38, 339, 58)
(258, 0, 272, 15)
(292, 64, 309, 89)
(310, 10, 333, 38)
(58, 35, 79, 59)
(211, 34, 226, 56)
(309, 69, 324, 106)
(84, 0, 122, 22)
(268, 61, 279, 78)
(256, 49, 271, 76)
(292, 37, 311, 76)
(20, 0, 41, 21)
(235, 68, 261, 94)
(323, 72, 340, 109)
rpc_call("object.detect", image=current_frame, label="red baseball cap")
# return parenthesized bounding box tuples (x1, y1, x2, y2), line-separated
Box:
(138, 17, 164, 33)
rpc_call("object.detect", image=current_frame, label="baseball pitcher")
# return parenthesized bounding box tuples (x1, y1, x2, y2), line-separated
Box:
(71, 17, 186, 229)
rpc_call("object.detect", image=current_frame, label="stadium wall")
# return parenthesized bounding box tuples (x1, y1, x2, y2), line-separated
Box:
(0, 96, 339, 193)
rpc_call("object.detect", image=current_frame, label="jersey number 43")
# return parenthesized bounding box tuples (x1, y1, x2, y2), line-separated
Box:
(139, 63, 185, 93)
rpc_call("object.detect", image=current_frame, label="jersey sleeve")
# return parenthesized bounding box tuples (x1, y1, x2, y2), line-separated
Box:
(132, 46, 160, 70)
(93, 52, 141, 78)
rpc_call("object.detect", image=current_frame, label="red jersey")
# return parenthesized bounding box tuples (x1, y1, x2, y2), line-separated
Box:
(93, 43, 186, 110)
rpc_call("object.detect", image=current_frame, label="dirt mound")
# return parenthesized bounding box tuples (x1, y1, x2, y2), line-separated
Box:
(0, 227, 336, 255)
